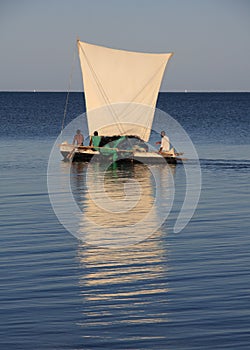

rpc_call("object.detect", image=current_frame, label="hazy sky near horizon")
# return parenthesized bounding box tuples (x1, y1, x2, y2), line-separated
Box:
(0, 0, 249, 91)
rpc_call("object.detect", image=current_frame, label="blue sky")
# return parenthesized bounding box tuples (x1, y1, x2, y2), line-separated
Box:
(0, 0, 249, 91)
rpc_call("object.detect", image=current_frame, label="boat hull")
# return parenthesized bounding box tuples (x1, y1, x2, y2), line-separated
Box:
(60, 144, 181, 165)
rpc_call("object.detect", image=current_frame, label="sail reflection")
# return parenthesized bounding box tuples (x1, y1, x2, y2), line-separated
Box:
(69, 163, 175, 346)
(70, 162, 175, 247)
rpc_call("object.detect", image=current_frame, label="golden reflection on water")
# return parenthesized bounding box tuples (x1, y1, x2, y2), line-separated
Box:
(77, 230, 170, 330)
(78, 235, 169, 295)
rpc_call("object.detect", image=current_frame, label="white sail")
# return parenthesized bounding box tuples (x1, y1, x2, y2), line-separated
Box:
(78, 41, 173, 141)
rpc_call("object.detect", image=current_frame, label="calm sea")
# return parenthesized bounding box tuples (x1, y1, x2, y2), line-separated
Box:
(0, 92, 250, 349)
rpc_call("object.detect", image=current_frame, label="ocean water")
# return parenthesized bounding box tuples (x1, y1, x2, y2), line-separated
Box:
(0, 92, 250, 349)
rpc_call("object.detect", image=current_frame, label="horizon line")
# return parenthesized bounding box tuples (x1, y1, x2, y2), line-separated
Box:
(0, 90, 250, 93)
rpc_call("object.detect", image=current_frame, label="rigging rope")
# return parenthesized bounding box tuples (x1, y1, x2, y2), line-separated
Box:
(61, 45, 77, 134)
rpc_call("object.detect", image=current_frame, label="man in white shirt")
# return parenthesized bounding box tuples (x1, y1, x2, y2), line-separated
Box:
(156, 131, 170, 153)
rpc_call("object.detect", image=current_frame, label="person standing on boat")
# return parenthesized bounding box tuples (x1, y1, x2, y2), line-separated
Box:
(156, 131, 170, 153)
(73, 129, 84, 146)
(89, 131, 101, 150)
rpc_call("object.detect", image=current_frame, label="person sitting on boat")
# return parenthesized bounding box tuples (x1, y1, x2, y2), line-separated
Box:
(89, 130, 101, 150)
(73, 129, 84, 146)
(156, 130, 170, 153)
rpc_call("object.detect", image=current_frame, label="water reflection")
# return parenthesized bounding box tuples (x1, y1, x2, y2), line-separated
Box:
(77, 232, 171, 347)
(70, 162, 175, 247)
(67, 161, 174, 346)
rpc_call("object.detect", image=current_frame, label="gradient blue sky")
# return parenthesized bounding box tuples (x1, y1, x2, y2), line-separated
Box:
(0, 0, 249, 91)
